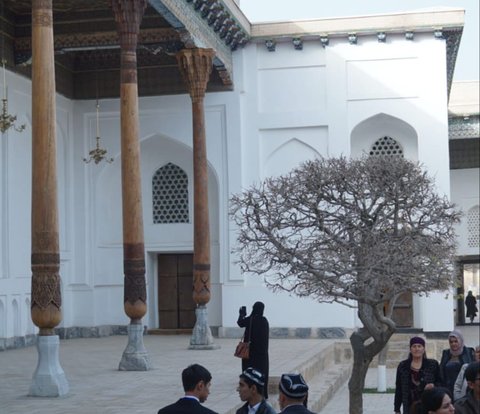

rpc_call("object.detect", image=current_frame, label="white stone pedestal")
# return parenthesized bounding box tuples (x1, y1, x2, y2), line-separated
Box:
(119, 323, 151, 371)
(189, 305, 220, 350)
(29, 335, 69, 397)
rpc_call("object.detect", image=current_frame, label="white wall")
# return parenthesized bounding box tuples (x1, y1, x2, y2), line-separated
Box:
(0, 26, 461, 339)
(450, 168, 480, 256)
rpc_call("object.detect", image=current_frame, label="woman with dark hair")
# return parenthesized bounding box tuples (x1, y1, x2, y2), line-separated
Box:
(237, 301, 270, 398)
(394, 336, 441, 414)
(440, 330, 475, 397)
(415, 387, 455, 414)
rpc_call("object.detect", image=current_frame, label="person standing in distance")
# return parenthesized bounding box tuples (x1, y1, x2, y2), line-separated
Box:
(237, 301, 270, 398)
(236, 367, 276, 414)
(157, 363, 219, 414)
(465, 291, 478, 324)
(278, 373, 316, 414)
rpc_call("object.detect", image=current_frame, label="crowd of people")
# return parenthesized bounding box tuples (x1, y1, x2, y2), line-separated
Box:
(394, 331, 480, 414)
(156, 364, 313, 414)
(157, 301, 316, 413)
(156, 302, 479, 414)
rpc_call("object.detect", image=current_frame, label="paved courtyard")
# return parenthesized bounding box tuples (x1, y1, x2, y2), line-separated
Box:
(1, 325, 477, 414)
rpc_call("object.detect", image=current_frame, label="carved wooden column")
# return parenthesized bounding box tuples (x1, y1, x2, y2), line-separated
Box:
(177, 48, 218, 349)
(111, 0, 151, 370)
(29, 0, 69, 396)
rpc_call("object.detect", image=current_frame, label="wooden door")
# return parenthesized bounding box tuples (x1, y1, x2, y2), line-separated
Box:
(157, 254, 196, 329)
(392, 291, 413, 327)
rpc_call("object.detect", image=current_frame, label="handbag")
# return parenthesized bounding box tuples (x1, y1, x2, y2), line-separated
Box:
(234, 340, 250, 359)
(234, 315, 253, 359)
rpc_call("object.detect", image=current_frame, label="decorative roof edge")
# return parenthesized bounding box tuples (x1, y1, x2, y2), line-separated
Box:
(249, 9, 465, 39)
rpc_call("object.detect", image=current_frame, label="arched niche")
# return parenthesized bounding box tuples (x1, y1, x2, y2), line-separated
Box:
(263, 138, 320, 178)
(351, 113, 418, 161)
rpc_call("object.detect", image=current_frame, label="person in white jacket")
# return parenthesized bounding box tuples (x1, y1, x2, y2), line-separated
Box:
(454, 345, 480, 401)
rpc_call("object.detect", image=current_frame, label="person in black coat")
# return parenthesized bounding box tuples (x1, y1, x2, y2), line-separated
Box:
(439, 330, 475, 398)
(465, 291, 478, 324)
(237, 301, 270, 398)
(394, 336, 441, 414)
(157, 364, 219, 414)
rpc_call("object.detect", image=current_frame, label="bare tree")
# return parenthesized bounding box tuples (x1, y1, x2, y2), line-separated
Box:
(230, 156, 461, 414)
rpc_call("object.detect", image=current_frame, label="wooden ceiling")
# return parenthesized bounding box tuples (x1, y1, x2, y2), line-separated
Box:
(0, 0, 233, 99)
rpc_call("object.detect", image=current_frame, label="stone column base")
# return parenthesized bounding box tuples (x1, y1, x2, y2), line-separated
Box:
(119, 323, 151, 371)
(189, 305, 220, 350)
(29, 335, 69, 397)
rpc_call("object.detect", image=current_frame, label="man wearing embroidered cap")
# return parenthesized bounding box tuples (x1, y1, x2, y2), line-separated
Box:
(278, 373, 316, 413)
(236, 367, 276, 414)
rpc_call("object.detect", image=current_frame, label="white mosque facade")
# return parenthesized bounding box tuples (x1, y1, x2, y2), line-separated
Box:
(0, 6, 479, 348)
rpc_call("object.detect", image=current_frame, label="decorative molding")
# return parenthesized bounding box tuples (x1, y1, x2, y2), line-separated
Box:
(405, 31, 414, 41)
(149, 0, 247, 86)
(320, 36, 329, 47)
(449, 116, 480, 139)
(377, 32, 386, 42)
(265, 39, 276, 52)
(292, 37, 303, 50)
(348, 33, 357, 45)
(444, 29, 463, 98)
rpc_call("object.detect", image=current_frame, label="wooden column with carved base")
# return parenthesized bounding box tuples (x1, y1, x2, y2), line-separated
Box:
(111, 0, 151, 371)
(177, 48, 219, 349)
(29, 0, 69, 397)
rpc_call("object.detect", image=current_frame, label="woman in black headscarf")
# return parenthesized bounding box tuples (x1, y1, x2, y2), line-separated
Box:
(237, 301, 270, 398)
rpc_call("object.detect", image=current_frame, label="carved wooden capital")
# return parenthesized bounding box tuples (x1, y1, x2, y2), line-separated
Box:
(110, 0, 147, 50)
(176, 48, 215, 102)
(32, 0, 53, 26)
(111, 0, 147, 84)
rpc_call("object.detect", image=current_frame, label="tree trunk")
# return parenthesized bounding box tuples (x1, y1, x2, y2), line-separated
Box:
(348, 329, 374, 414)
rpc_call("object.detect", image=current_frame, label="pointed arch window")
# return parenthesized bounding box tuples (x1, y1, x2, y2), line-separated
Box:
(467, 205, 479, 248)
(152, 163, 189, 224)
(369, 136, 404, 158)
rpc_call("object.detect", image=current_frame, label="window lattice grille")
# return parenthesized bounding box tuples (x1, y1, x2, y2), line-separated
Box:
(152, 163, 189, 224)
(369, 136, 404, 158)
(467, 205, 480, 248)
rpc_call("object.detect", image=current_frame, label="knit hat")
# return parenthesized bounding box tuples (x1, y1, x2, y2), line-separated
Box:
(279, 373, 309, 398)
(241, 367, 265, 387)
(410, 336, 426, 347)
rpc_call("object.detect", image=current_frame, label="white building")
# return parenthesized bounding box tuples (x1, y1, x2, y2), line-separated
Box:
(0, 3, 478, 349)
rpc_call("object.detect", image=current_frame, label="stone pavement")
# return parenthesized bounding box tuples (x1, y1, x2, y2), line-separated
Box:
(1, 325, 478, 414)
(0, 335, 333, 414)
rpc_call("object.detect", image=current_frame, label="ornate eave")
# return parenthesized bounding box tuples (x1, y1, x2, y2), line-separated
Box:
(148, 0, 250, 86)
(250, 9, 465, 98)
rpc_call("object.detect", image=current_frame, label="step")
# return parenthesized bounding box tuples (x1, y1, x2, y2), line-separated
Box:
(147, 328, 193, 335)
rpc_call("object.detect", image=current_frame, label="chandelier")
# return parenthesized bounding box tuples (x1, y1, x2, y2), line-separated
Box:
(83, 100, 113, 165)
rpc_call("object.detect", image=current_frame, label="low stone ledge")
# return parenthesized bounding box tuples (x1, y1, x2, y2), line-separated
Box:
(218, 326, 347, 339)
(0, 325, 139, 351)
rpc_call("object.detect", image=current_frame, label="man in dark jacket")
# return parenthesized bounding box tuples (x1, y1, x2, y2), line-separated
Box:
(236, 367, 276, 414)
(238, 301, 270, 398)
(157, 364, 219, 414)
(278, 373, 316, 414)
(454, 361, 480, 414)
